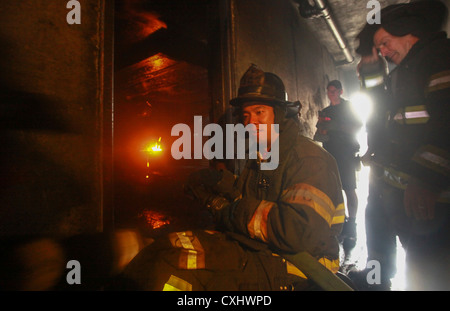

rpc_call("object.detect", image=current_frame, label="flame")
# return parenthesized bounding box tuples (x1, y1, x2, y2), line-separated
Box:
(144, 137, 163, 154)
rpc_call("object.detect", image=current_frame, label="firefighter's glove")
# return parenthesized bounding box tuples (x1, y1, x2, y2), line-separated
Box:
(184, 169, 237, 212)
(183, 182, 215, 208)
(184, 183, 230, 212)
(205, 196, 229, 212)
(212, 169, 241, 201)
(186, 168, 221, 188)
(184, 168, 240, 200)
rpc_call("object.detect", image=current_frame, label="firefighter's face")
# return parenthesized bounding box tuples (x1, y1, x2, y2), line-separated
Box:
(374, 27, 419, 65)
(242, 102, 276, 146)
(327, 86, 342, 104)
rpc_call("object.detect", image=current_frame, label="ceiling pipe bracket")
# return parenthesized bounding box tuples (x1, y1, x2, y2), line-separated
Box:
(296, 0, 354, 64)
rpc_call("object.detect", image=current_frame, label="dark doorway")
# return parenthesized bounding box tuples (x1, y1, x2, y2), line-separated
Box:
(113, 0, 222, 236)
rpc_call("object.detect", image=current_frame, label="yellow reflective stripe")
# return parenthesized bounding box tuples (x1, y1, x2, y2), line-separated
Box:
(412, 145, 450, 177)
(331, 203, 346, 225)
(169, 231, 205, 270)
(392, 105, 429, 124)
(282, 183, 337, 227)
(427, 70, 450, 93)
(163, 275, 192, 291)
(318, 257, 340, 274)
(286, 261, 307, 278)
(177, 232, 195, 249)
(182, 249, 199, 270)
(248, 200, 273, 242)
(286, 257, 340, 279)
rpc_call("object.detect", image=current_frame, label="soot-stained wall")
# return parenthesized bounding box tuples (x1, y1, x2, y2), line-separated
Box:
(231, 0, 338, 138)
(0, 1, 112, 236)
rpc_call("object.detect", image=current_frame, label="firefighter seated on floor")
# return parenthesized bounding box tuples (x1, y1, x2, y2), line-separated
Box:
(112, 65, 346, 291)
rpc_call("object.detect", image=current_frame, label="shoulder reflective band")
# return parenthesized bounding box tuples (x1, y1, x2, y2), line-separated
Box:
(163, 275, 192, 291)
(392, 105, 430, 125)
(412, 145, 450, 178)
(331, 203, 346, 226)
(282, 183, 345, 227)
(427, 70, 450, 93)
(248, 200, 273, 242)
(168, 231, 205, 270)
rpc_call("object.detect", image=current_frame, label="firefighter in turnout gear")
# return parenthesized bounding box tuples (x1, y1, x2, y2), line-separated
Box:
(115, 65, 346, 291)
(350, 1, 450, 290)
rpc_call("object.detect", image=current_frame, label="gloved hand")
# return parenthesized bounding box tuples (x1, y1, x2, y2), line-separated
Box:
(183, 178, 216, 208)
(185, 168, 221, 188)
(212, 169, 240, 201)
(404, 177, 439, 220)
(184, 168, 240, 211)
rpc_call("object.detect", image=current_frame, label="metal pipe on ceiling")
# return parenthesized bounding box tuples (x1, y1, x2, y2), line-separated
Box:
(297, 0, 354, 64)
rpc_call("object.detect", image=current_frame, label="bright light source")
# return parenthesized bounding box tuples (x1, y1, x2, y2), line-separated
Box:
(350, 92, 373, 125)
(391, 237, 407, 290)
(143, 137, 163, 154)
(364, 76, 384, 89)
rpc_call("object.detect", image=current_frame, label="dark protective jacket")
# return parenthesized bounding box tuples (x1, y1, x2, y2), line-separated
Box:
(376, 32, 450, 194)
(216, 117, 345, 266)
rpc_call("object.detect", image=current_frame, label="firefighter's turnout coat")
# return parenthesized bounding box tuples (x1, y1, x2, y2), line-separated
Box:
(118, 118, 345, 291)
(363, 31, 450, 290)
(380, 31, 450, 193)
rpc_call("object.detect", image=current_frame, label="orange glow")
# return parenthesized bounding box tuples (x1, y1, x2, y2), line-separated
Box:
(139, 210, 171, 229)
(139, 12, 167, 38)
(144, 137, 163, 154)
(131, 11, 167, 41)
(142, 53, 176, 74)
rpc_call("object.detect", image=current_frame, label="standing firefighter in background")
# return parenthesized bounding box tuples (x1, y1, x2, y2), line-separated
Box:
(114, 65, 345, 291)
(314, 80, 362, 249)
(352, 1, 450, 290)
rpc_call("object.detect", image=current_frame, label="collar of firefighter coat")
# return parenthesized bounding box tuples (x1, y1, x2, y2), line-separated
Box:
(250, 117, 300, 171)
(396, 31, 447, 69)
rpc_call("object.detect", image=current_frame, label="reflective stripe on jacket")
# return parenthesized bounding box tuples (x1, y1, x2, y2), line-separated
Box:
(381, 32, 450, 189)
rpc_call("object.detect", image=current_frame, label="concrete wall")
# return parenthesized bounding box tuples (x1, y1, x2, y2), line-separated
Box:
(441, 0, 450, 35)
(231, 0, 338, 138)
(0, 1, 112, 236)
